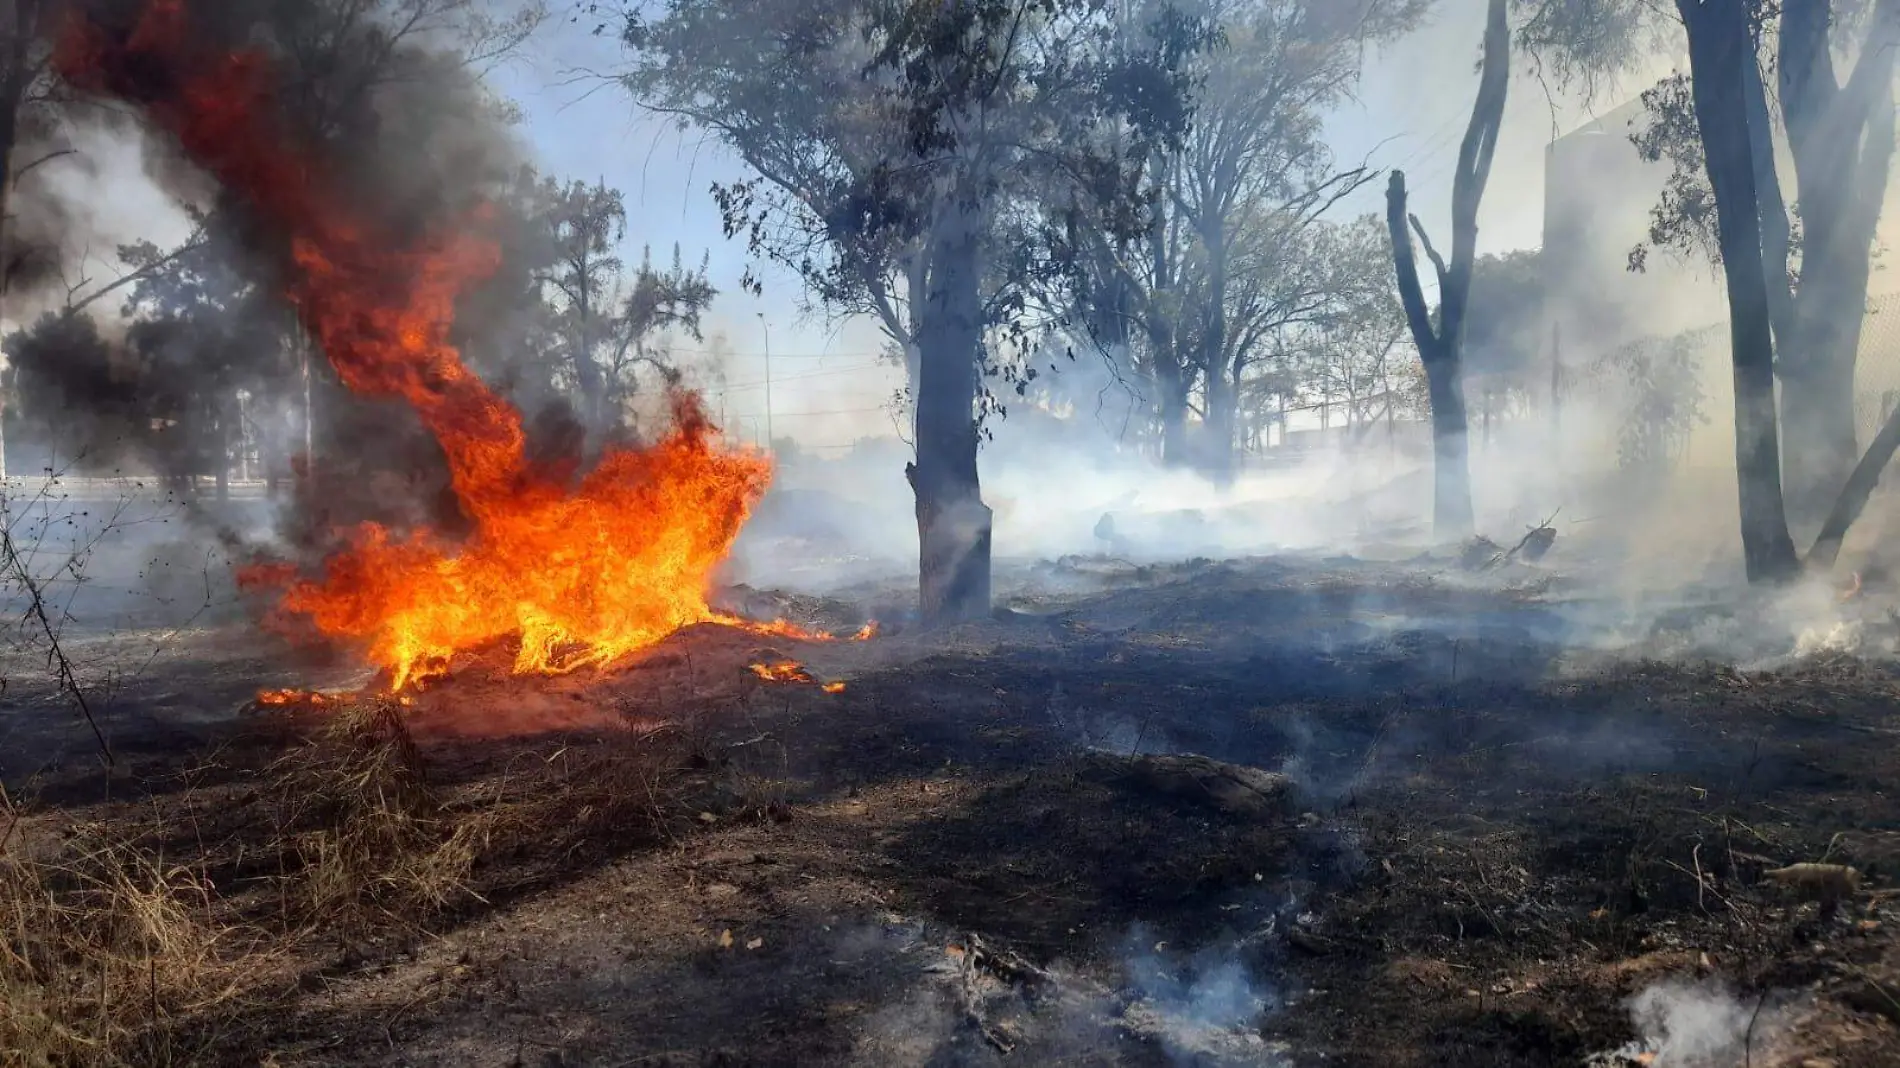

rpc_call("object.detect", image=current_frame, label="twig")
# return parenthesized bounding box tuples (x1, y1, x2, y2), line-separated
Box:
(0, 781, 18, 855)
(1, 502, 114, 767)
(1743, 988, 1767, 1068)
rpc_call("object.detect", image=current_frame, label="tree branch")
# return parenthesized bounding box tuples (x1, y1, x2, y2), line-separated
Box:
(1386, 170, 1438, 358)
(1408, 213, 1450, 288)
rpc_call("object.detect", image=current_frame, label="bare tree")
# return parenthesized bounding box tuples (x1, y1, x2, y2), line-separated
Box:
(1385, 0, 1507, 542)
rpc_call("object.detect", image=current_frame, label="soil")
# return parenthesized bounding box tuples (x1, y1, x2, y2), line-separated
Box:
(8, 552, 1900, 1066)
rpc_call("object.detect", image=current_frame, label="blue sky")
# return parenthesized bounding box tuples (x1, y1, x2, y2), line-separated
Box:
(21, 1, 1667, 449)
(471, 0, 1661, 445)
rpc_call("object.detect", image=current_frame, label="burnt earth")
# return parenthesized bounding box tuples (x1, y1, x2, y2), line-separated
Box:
(9, 555, 1900, 1066)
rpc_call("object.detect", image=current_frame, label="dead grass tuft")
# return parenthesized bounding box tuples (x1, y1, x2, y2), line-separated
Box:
(265, 698, 484, 922)
(0, 804, 267, 1065)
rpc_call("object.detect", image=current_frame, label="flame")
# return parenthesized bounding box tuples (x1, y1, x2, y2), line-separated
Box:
(851, 621, 878, 641)
(731, 617, 835, 642)
(256, 688, 329, 707)
(749, 660, 815, 683)
(61, 2, 773, 691)
(747, 660, 846, 693)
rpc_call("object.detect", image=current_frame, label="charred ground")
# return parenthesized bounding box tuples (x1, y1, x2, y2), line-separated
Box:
(5, 553, 1900, 1065)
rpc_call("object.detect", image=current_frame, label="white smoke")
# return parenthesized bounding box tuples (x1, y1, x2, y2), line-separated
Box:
(1590, 977, 1803, 1068)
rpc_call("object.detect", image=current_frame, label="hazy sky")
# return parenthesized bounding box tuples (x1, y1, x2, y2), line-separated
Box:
(29, 0, 1676, 450)
(484, 0, 1674, 445)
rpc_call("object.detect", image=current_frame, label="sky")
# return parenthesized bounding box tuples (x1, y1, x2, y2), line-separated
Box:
(483, 0, 1679, 447)
(23, 0, 1681, 451)
(484, 15, 904, 454)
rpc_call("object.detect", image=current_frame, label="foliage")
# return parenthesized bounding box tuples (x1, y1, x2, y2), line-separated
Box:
(1033, 0, 1424, 467)
(1462, 248, 1544, 390)
(525, 176, 716, 433)
(618, 0, 1212, 431)
(1593, 327, 1713, 470)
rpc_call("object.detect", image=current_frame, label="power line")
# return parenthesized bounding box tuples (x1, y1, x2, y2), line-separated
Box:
(711, 363, 891, 390)
(667, 346, 888, 361)
(759, 404, 893, 418)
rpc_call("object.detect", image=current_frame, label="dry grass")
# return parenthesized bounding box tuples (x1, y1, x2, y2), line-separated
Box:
(0, 694, 687, 1064)
(265, 699, 487, 922)
(0, 807, 267, 1066)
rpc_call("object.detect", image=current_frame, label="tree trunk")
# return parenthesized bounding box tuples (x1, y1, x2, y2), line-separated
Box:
(1203, 371, 1237, 485)
(1778, 162, 1880, 520)
(1153, 355, 1189, 465)
(908, 206, 991, 624)
(1382, 0, 1504, 544)
(1681, 0, 1801, 582)
(1197, 218, 1233, 483)
(1777, 0, 1899, 524)
(1808, 397, 1900, 569)
(1420, 343, 1473, 536)
(214, 402, 230, 503)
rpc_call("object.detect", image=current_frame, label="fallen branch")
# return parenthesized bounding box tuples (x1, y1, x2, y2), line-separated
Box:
(1808, 398, 1900, 569)
(1491, 508, 1561, 569)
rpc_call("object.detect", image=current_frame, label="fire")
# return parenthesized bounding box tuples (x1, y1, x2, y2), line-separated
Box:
(748, 661, 846, 693)
(253, 688, 409, 708)
(734, 617, 836, 642)
(60, 2, 774, 691)
(749, 660, 815, 683)
(256, 688, 329, 707)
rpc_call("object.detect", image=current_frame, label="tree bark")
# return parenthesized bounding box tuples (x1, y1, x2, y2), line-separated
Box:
(1153, 350, 1190, 466)
(908, 203, 991, 624)
(1680, 0, 1800, 582)
(1809, 397, 1900, 569)
(1776, 0, 1899, 523)
(1203, 369, 1238, 485)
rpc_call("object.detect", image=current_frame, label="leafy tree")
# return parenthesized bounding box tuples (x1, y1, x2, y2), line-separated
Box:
(1044, 0, 1422, 477)
(617, 0, 1205, 621)
(1517, 0, 1898, 576)
(1292, 216, 1416, 441)
(1592, 328, 1713, 474)
(117, 223, 297, 500)
(1461, 248, 1544, 441)
(525, 178, 715, 438)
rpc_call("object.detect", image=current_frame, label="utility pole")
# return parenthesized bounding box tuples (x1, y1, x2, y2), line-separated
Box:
(756, 312, 773, 450)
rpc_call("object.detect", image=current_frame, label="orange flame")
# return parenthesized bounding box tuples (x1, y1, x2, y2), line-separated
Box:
(61, 2, 773, 691)
(731, 617, 835, 642)
(256, 688, 329, 707)
(851, 621, 878, 641)
(746, 661, 846, 693)
(749, 660, 816, 683)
